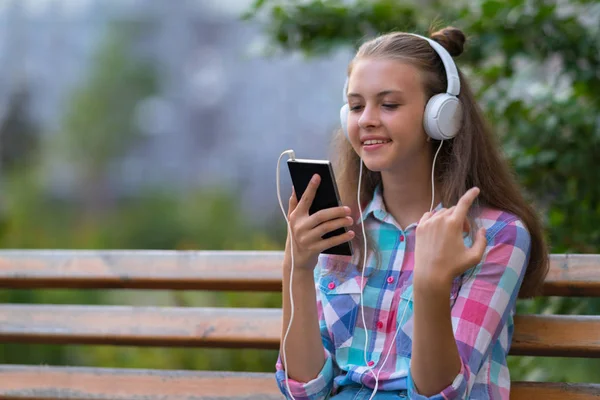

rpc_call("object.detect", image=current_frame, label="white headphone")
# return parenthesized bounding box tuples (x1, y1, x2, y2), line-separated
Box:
(340, 33, 462, 141)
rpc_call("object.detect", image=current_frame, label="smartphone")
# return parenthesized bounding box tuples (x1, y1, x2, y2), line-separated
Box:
(287, 158, 353, 256)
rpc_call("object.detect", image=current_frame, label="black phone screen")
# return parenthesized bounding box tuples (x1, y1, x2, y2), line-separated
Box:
(287, 159, 353, 256)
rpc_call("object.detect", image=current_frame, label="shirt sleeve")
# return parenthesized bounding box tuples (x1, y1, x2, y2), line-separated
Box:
(407, 218, 531, 400)
(275, 260, 336, 400)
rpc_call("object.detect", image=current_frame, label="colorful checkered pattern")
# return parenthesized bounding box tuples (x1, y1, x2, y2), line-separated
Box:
(276, 185, 531, 399)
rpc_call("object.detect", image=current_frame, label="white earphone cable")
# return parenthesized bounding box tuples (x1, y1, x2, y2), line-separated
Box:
(277, 149, 297, 400)
(430, 140, 444, 213)
(357, 160, 379, 387)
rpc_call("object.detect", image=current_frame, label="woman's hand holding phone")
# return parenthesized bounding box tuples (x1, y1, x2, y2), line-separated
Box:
(285, 174, 356, 271)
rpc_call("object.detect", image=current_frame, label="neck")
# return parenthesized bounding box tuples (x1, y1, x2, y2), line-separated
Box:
(380, 147, 441, 230)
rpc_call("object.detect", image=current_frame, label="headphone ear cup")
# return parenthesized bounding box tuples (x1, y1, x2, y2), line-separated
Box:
(340, 104, 350, 141)
(424, 94, 462, 140)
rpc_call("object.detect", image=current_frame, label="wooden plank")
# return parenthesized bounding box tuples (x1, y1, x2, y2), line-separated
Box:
(543, 254, 600, 297)
(512, 315, 600, 358)
(0, 251, 599, 296)
(0, 250, 283, 292)
(0, 365, 598, 400)
(511, 381, 600, 399)
(0, 305, 281, 349)
(0, 365, 281, 400)
(1, 305, 599, 357)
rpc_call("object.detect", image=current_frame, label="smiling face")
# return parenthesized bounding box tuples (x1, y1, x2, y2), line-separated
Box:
(346, 58, 431, 174)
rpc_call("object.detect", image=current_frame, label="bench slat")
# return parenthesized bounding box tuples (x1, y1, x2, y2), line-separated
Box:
(511, 381, 600, 399)
(0, 365, 598, 400)
(0, 251, 598, 296)
(543, 254, 600, 297)
(0, 305, 281, 349)
(511, 315, 600, 358)
(0, 250, 282, 292)
(1, 305, 599, 357)
(0, 365, 281, 400)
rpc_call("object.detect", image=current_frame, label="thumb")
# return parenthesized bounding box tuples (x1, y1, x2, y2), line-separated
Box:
(465, 227, 487, 266)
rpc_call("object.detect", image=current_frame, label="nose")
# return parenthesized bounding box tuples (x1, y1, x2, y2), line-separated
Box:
(358, 104, 381, 130)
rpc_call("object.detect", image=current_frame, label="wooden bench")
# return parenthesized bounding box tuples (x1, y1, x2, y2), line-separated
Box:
(0, 250, 599, 399)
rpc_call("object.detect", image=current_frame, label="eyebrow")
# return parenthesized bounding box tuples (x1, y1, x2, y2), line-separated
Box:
(347, 90, 403, 99)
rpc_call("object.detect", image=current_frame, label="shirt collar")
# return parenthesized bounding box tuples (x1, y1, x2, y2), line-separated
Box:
(359, 184, 444, 224)
(359, 184, 386, 223)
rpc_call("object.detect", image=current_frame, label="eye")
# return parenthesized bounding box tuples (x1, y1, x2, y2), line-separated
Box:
(349, 105, 363, 111)
(383, 103, 400, 109)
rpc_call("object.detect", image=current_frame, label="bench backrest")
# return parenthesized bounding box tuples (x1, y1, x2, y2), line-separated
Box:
(0, 251, 598, 357)
(1, 251, 598, 294)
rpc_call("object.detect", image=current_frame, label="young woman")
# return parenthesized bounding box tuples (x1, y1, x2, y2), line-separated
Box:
(276, 26, 549, 400)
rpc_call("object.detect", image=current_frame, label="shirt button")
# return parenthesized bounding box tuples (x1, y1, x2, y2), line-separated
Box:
(399, 235, 405, 242)
(327, 282, 336, 290)
(367, 360, 375, 367)
(387, 276, 394, 284)
(376, 321, 384, 329)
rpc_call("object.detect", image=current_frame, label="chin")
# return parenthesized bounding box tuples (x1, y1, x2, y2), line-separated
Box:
(358, 143, 419, 174)
(360, 156, 391, 173)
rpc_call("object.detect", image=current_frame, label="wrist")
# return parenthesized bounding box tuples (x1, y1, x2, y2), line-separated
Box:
(413, 264, 453, 294)
(284, 257, 317, 276)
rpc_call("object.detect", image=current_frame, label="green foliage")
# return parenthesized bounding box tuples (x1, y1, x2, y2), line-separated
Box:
(243, 0, 419, 56)
(243, 0, 600, 382)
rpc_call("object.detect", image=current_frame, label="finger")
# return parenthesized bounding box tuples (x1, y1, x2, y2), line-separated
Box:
(305, 216, 354, 243)
(419, 211, 433, 224)
(288, 187, 298, 214)
(441, 206, 456, 216)
(316, 230, 355, 253)
(454, 187, 480, 220)
(308, 206, 352, 230)
(465, 227, 487, 266)
(297, 174, 320, 214)
(430, 207, 447, 219)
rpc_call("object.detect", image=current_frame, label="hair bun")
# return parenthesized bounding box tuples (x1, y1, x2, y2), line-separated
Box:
(430, 27, 466, 57)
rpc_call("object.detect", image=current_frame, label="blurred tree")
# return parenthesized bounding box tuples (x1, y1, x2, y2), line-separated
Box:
(0, 86, 40, 241)
(56, 20, 158, 215)
(0, 87, 40, 173)
(243, 0, 600, 383)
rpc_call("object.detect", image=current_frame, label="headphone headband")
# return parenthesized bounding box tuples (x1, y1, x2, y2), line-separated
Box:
(342, 33, 461, 99)
(404, 33, 460, 96)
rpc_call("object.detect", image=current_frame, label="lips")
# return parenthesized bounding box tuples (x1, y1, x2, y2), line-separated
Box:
(362, 139, 391, 152)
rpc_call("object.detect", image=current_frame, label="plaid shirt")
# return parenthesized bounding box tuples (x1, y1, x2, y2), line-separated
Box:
(276, 185, 531, 399)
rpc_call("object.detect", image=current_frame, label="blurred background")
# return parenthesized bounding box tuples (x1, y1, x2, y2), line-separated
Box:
(0, 0, 599, 386)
